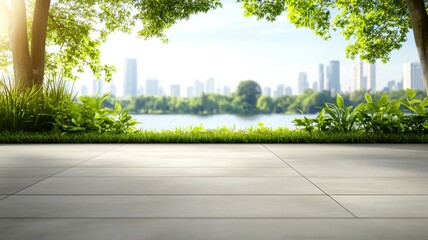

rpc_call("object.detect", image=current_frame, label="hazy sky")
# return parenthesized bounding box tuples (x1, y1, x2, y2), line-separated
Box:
(84, 0, 419, 96)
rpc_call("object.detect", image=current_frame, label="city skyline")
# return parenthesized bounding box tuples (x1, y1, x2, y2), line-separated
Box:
(85, 0, 420, 96)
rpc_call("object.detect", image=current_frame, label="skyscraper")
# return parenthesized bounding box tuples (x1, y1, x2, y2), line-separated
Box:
(123, 58, 138, 97)
(318, 64, 324, 91)
(285, 86, 292, 96)
(145, 79, 159, 96)
(353, 61, 365, 92)
(353, 61, 376, 93)
(92, 79, 104, 95)
(194, 79, 204, 96)
(327, 60, 340, 92)
(403, 62, 424, 90)
(206, 78, 215, 94)
(367, 64, 376, 92)
(273, 84, 284, 98)
(187, 86, 194, 98)
(263, 87, 272, 97)
(298, 72, 308, 94)
(170, 85, 180, 97)
(312, 81, 318, 92)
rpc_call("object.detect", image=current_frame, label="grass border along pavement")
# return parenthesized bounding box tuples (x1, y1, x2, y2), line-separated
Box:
(1, 129, 427, 143)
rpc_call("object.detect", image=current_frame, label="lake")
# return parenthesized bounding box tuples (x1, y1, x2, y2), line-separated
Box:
(132, 114, 317, 131)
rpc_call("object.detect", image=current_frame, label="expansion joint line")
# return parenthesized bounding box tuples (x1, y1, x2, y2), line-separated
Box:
(261, 144, 358, 219)
(0, 144, 127, 202)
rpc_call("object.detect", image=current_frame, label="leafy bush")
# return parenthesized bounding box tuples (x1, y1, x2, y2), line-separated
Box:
(53, 93, 139, 134)
(294, 89, 428, 134)
(0, 75, 139, 134)
(0, 75, 72, 132)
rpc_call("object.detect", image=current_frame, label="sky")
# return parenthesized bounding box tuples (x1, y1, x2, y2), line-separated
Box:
(83, 0, 419, 97)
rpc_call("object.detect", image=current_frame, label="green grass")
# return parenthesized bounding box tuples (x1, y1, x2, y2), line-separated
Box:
(1, 130, 427, 143)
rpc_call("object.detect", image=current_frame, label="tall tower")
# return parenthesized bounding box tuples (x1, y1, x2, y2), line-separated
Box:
(353, 61, 365, 92)
(194, 79, 204, 96)
(403, 62, 424, 90)
(318, 64, 324, 91)
(298, 72, 308, 94)
(170, 85, 180, 97)
(367, 63, 376, 93)
(327, 60, 340, 93)
(205, 78, 215, 94)
(123, 58, 138, 97)
(145, 79, 159, 96)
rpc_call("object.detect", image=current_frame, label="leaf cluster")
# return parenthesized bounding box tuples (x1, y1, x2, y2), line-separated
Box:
(294, 89, 428, 134)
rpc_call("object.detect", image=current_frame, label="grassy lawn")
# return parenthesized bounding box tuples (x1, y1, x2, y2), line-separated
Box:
(1, 130, 427, 144)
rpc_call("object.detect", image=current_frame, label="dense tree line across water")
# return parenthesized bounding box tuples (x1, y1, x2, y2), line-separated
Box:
(104, 89, 427, 115)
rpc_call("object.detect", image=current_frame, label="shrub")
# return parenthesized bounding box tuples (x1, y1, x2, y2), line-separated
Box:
(294, 89, 428, 134)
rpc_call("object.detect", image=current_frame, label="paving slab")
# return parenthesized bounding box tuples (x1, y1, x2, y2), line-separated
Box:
(279, 159, 428, 177)
(0, 178, 44, 194)
(79, 158, 286, 168)
(0, 144, 124, 152)
(1, 219, 428, 240)
(56, 167, 300, 177)
(0, 195, 352, 218)
(333, 196, 428, 218)
(0, 144, 427, 239)
(309, 177, 428, 194)
(0, 168, 65, 177)
(19, 177, 321, 195)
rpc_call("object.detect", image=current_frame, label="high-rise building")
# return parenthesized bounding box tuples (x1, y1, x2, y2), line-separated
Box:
(298, 72, 308, 94)
(354, 61, 376, 92)
(285, 86, 292, 96)
(194, 79, 204, 96)
(387, 80, 396, 92)
(312, 81, 318, 92)
(273, 84, 284, 98)
(397, 81, 403, 91)
(367, 64, 376, 92)
(187, 86, 194, 98)
(318, 64, 324, 91)
(206, 78, 214, 94)
(353, 61, 365, 92)
(327, 60, 340, 92)
(123, 58, 138, 97)
(216, 84, 222, 94)
(403, 62, 424, 90)
(145, 79, 159, 96)
(91, 79, 105, 95)
(170, 85, 180, 97)
(223, 86, 231, 96)
(263, 87, 272, 97)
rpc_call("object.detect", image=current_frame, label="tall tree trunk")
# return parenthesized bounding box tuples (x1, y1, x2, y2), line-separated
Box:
(10, 0, 33, 90)
(407, 0, 428, 95)
(31, 0, 51, 86)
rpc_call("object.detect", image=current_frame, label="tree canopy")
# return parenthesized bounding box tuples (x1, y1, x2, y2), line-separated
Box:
(238, 0, 428, 94)
(0, 0, 221, 87)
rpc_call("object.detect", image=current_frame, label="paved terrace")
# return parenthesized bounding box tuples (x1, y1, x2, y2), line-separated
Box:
(0, 144, 427, 239)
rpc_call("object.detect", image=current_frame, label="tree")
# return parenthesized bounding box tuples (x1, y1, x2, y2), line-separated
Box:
(0, 0, 221, 89)
(236, 80, 262, 113)
(257, 95, 274, 113)
(238, 0, 428, 95)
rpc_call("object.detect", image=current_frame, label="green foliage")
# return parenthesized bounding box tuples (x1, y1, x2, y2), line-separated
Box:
(238, 0, 414, 63)
(236, 80, 262, 113)
(257, 96, 274, 113)
(1, 0, 222, 81)
(294, 90, 428, 134)
(54, 93, 139, 134)
(0, 75, 72, 132)
(0, 75, 139, 134)
(1, 129, 428, 144)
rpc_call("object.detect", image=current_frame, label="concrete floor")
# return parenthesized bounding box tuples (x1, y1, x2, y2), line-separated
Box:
(0, 144, 427, 239)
